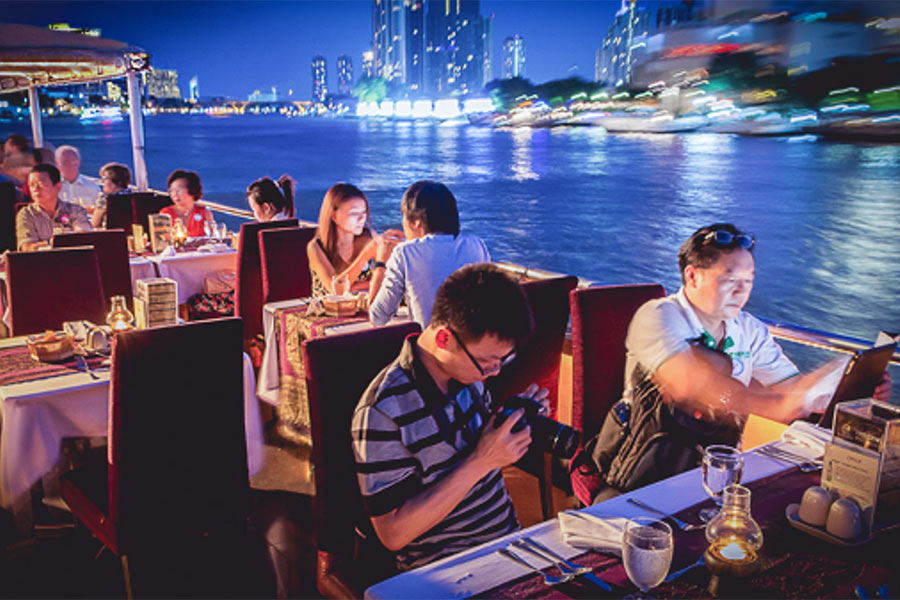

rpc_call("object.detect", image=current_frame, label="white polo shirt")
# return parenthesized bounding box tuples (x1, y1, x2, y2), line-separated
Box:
(623, 287, 799, 402)
(59, 174, 101, 208)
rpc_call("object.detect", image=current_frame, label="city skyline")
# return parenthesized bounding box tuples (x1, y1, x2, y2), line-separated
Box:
(0, 0, 623, 100)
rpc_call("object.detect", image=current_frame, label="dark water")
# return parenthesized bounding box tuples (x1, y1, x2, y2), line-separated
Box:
(4, 115, 899, 363)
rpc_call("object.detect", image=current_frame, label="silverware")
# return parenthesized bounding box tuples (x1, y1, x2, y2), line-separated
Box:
(512, 541, 579, 577)
(756, 445, 822, 472)
(627, 497, 706, 531)
(664, 554, 705, 582)
(519, 537, 612, 591)
(496, 548, 571, 586)
(74, 354, 99, 380)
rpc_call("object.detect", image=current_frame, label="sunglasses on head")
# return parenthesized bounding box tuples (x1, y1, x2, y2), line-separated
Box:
(704, 229, 755, 249)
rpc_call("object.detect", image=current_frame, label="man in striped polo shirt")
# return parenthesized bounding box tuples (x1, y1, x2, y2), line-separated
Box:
(352, 264, 549, 570)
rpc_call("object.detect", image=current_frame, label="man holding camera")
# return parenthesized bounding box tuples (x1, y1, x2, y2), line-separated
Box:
(352, 264, 549, 570)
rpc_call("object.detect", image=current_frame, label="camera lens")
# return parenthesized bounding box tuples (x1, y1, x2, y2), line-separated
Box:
(502, 395, 581, 459)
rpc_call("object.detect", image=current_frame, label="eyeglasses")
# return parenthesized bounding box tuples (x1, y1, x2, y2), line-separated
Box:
(448, 328, 516, 377)
(704, 229, 755, 249)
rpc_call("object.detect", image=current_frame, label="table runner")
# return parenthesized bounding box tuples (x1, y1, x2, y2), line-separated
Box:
(478, 467, 897, 599)
(0, 345, 107, 386)
(274, 305, 369, 446)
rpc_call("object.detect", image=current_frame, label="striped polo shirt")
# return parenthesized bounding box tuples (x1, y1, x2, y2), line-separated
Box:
(352, 334, 519, 570)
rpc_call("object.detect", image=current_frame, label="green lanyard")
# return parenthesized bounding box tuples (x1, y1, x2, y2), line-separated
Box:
(699, 330, 734, 352)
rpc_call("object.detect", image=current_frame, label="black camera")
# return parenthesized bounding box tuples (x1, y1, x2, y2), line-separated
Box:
(495, 395, 581, 459)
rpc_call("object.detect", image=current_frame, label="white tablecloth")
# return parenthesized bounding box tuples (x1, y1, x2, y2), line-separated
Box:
(129, 256, 158, 295)
(148, 249, 237, 304)
(0, 340, 264, 510)
(364, 436, 820, 600)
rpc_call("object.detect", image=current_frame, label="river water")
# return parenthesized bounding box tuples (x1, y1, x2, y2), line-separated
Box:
(3, 115, 899, 370)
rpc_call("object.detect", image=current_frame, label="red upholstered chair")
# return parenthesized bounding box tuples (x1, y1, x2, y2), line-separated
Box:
(486, 275, 578, 519)
(302, 321, 421, 599)
(568, 283, 666, 504)
(6, 247, 107, 336)
(52, 229, 132, 310)
(105, 193, 136, 232)
(259, 226, 317, 304)
(0, 181, 17, 253)
(234, 219, 299, 351)
(60, 318, 250, 597)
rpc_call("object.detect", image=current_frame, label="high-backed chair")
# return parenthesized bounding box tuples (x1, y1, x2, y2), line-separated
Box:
(234, 219, 299, 350)
(302, 321, 421, 599)
(52, 229, 132, 310)
(131, 193, 173, 233)
(259, 226, 317, 304)
(568, 283, 666, 504)
(0, 181, 17, 253)
(105, 193, 138, 232)
(6, 247, 107, 336)
(60, 318, 250, 597)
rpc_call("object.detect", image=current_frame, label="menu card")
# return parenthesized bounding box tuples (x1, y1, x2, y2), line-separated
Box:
(148, 213, 172, 253)
(822, 440, 881, 535)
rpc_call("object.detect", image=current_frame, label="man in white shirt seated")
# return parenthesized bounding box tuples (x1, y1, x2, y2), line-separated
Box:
(55, 145, 101, 211)
(368, 180, 491, 328)
(17, 164, 92, 251)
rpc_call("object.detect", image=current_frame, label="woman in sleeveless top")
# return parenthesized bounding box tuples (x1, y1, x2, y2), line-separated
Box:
(307, 183, 379, 297)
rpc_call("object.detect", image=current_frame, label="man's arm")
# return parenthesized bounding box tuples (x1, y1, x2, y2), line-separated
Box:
(369, 248, 406, 327)
(15, 208, 41, 251)
(69, 204, 93, 232)
(371, 408, 530, 551)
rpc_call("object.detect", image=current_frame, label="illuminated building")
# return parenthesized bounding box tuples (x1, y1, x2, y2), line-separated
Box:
(311, 54, 328, 103)
(424, 0, 487, 96)
(362, 50, 375, 77)
(598, 0, 650, 86)
(248, 87, 279, 102)
(372, 0, 425, 92)
(501, 35, 525, 79)
(483, 13, 493, 84)
(48, 23, 100, 37)
(106, 81, 122, 103)
(337, 54, 354, 94)
(189, 76, 199, 103)
(146, 69, 182, 100)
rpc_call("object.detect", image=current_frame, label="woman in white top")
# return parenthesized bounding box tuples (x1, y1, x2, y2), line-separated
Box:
(246, 175, 295, 222)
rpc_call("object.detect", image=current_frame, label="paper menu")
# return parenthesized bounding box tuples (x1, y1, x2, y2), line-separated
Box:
(822, 440, 881, 535)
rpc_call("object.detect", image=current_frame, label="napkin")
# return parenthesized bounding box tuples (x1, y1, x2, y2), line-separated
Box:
(558, 510, 627, 554)
(781, 420, 831, 457)
(160, 245, 177, 257)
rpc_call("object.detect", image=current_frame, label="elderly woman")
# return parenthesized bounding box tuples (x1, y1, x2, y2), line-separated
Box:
(91, 162, 132, 229)
(161, 169, 213, 237)
(246, 175, 295, 222)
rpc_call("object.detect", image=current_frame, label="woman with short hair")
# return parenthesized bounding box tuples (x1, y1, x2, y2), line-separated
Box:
(92, 162, 131, 229)
(161, 169, 213, 237)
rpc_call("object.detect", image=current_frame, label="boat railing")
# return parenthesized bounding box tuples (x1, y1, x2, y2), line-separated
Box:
(494, 261, 900, 367)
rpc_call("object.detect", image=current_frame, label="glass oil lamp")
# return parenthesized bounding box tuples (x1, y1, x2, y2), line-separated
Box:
(106, 295, 135, 332)
(172, 217, 188, 249)
(704, 484, 763, 582)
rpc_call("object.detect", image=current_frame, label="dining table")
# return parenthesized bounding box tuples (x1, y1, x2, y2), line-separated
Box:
(0, 334, 265, 513)
(364, 430, 900, 599)
(142, 246, 237, 304)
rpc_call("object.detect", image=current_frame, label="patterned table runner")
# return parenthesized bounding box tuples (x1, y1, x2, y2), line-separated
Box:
(0, 345, 106, 386)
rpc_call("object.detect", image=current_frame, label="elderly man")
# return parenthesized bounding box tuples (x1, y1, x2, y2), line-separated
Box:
(353, 264, 549, 570)
(580, 223, 891, 502)
(55, 145, 101, 210)
(17, 164, 92, 251)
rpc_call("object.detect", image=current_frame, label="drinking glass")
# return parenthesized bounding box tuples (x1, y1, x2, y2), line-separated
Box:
(700, 444, 744, 522)
(622, 517, 673, 597)
(332, 274, 350, 296)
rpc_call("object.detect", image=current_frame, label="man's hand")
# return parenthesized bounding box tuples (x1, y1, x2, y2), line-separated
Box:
(873, 370, 893, 402)
(517, 383, 551, 415)
(471, 408, 531, 472)
(375, 229, 404, 263)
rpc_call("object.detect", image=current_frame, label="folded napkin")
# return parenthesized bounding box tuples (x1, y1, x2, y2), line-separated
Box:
(197, 242, 230, 253)
(781, 420, 831, 457)
(558, 510, 627, 554)
(160, 245, 177, 257)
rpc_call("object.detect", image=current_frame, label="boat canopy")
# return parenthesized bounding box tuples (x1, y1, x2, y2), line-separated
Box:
(0, 23, 148, 93)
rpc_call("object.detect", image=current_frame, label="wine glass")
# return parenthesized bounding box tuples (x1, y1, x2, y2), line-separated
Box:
(622, 517, 673, 597)
(700, 444, 743, 522)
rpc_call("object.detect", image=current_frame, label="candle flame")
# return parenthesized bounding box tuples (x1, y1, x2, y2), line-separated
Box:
(719, 540, 746, 561)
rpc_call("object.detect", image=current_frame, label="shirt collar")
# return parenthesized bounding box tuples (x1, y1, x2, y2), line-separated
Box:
(397, 334, 476, 411)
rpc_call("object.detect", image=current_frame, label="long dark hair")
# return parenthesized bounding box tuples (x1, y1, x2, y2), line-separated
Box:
(247, 174, 295, 218)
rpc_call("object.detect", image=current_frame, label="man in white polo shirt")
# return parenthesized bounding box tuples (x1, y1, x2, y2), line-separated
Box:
(582, 223, 892, 502)
(56, 145, 101, 210)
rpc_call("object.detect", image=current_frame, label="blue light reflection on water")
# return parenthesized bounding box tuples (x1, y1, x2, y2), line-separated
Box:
(4, 115, 899, 351)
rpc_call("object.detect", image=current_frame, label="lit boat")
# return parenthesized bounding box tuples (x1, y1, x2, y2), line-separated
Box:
(78, 106, 124, 123)
(706, 110, 805, 136)
(595, 110, 706, 133)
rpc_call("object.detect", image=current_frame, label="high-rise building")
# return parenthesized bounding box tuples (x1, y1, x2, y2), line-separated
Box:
(362, 50, 375, 78)
(372, 0, 426, 92)
(424, 0, 487, 96)
(483, 13, 493, 84)
(598, 0, 650, 86)
(337, 54, 354, 94)
(189, 75, 199, 103)
(501, 35, 525, 79)
(311, 54, 328, 102)
(406, 0, 425, 92)
(146, 69, 181, 100)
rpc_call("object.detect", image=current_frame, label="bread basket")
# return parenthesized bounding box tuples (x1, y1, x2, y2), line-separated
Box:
(322, 294, 359, 318)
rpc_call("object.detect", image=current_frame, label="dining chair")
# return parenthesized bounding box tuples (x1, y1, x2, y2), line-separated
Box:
(486, 275, 578, 520)
(234, 219, 299, 354)
(60, 318, 250, 598)
(259, 226, 317, 304)
(130, 193, 173, 233)
(0, 181, 17, 253)
(6, 247, 107, 336)
(302, 321, 421, 599)
(568, 283, 666, 505)
(104, 193, 137, 232)
(52, 229, 132, 311)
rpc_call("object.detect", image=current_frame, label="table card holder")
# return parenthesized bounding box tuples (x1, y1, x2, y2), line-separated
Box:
(148, 213, 172, 254)
(132, 223, 147, 253)
(824, 399, 900, 532)
(134, 277, 178, 329)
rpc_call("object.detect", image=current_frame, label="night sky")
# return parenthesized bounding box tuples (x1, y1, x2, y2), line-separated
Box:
(1, 0, 623, 100)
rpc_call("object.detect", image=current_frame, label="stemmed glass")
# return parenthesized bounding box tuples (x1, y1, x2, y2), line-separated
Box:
(622, 517, 673, 598)
(700, 444, 744, 522)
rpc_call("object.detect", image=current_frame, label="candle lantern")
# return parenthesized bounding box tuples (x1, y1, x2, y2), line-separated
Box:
(106, 295, 136, 332)
(172, 217, 188, 249)
(704, 484, 762, 592)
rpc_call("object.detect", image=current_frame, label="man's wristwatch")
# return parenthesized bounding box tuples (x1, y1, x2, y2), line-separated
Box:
(373, 260, 388, 270)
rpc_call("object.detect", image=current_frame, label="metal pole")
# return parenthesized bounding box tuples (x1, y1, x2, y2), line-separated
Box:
(27, 87, 43, 148)
(126, 70, 148, 191)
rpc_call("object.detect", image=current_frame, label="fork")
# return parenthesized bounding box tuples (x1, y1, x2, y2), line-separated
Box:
(496, 548, 571, 585)
(74, 354, 99, 380)
(518, 537, 613, 591)
(758, 444, 822, 463)
(756, 445, 821, 472)
(627, 497, 706, 531)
